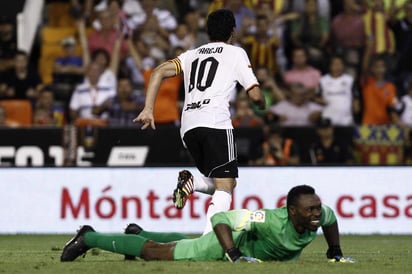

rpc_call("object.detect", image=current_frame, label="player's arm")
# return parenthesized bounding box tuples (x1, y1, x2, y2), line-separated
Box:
(133, 59, 180, 129)
(247, 85, 265, 110)
(321, 205, 355, 263)
(212, 210, 261, 263)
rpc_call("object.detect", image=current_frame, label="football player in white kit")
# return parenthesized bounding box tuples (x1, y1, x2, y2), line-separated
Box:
(133, 9, 265, 234)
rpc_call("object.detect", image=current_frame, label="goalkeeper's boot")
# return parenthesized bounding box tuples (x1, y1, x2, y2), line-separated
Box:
(60, 225, 95, 261)
(173, 170, 194, 209)
(124, 223, 143, 261)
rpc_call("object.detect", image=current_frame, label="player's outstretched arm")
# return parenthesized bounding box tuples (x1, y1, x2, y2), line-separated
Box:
(133, 61, 177, 129)
(322, 221, 355, 263)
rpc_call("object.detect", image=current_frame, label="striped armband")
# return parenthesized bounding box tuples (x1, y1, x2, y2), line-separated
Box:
(168, 58, 182, 75)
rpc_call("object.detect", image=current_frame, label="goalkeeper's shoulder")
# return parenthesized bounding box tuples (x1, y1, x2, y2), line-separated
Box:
(321, 204, 337, 225)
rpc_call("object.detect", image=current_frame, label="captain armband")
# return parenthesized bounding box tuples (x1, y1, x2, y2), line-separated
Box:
(168, 58, 183, 75)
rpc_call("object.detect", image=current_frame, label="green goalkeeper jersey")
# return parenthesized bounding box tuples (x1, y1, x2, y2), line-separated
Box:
(173, 205, 337, 261)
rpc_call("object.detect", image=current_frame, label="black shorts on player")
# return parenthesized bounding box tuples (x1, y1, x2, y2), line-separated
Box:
(183, 127, 238, 178)
(172, 127, 239, 209)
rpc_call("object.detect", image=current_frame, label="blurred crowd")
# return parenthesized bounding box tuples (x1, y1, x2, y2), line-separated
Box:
(0, 0, 412, 165)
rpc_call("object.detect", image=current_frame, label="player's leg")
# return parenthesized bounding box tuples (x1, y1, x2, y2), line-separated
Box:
(173, 231, 226, 261)
(173, 170, 215, 209)
(173, 128, 215, 209)
(202, 128, 238, 235)
(61, 225, 176, 262)
(124, 223, 189, 260)
(125, 223, 189, 243)
(203, 177, 236, 234)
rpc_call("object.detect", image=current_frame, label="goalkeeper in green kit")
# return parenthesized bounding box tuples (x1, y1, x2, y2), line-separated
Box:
(61, 185, 355, 263)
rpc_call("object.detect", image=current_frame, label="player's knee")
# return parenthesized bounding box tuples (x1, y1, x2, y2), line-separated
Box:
(213, 178, 236, 192)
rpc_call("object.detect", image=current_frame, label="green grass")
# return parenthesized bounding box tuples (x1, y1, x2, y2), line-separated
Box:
(0, 235, 411, 274)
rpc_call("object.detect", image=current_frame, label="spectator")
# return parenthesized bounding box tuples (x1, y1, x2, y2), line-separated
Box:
(241, 14, 280, 77)
(209, 0, 255, 33)
(168, 23, 195, 51)
(331, 0, 366, 77)
(53, 36, 84, 84)
(309, 117, 353, 165)
(362, 0, 396, 74)
(90, 48, 118, 91)
(136, 12, 170, 65)
(232, 95, 263, 128)
(400, 80, 412, 126)
(361, 55, 401, 125)
(390, 1, 412, 91)
(87, 9, 128, 58)
(92, 0, 144, 29)
(251, 1, 299, 72)
(1, 50, 43, 101)
(93, 77, 145, 126)
(129, 0, 177, 39)
(183, 9, 209, 49)
(93, 0, 127, 30)
(33, 87, 65, 127)
(252, 66, 285, 117)
(316, 55, 359, 126)
(283, 47, 322, 99)
(269, 83, 323, 126)
(290, 0, 330, 72)
(69, 62, 116, 121)
(53, 36, 85, 102)
(292, 0, 331, 19)
(0, 18, 17, 72)
(77, 16, 121, 91)
(258, 124, 300, 165)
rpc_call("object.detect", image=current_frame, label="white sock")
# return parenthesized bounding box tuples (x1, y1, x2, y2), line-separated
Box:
(193, 176, 215, 195)
(203, 190, 232, 235)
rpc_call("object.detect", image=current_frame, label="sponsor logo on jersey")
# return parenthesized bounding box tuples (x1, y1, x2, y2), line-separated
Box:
(184, 99, 211, 111)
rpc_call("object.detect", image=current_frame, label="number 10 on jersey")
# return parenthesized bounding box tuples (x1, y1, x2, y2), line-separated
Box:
(189, 57, 219, 92)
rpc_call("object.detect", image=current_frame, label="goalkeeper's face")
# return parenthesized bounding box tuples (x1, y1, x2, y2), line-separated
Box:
(290, 194, 322, 232)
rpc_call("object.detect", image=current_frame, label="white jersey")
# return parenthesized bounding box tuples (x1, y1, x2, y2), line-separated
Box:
(69, 79, 116, 119)
(177, 42, 258, 136)
(400, 95, 412, 126)
(318, 73, 354, 126)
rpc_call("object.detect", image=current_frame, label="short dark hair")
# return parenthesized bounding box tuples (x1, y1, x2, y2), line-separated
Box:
(287, 185, 315, 209)
(329, 54, 346, 67)
(91, 48, 111, 64)
(370, 54, 386, 66)
(206, 9, 236, 42)
(292, 46, 308, 57)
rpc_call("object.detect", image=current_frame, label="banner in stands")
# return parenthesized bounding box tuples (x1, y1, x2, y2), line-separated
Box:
(0, 167, 411, 234)
(0, 127, 266, 166)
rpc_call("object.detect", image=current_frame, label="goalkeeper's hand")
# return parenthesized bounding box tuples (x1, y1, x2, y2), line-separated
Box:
(236, 256, 262, 263)
(328, 256, 356, 263)
(225, 247, 262, 263)
(326, 245, 355, 263)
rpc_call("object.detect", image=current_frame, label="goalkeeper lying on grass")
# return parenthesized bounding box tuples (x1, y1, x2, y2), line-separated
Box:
(61, 185, 354, 263)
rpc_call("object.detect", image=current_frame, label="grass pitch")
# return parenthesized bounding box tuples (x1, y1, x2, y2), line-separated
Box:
(0, 234, 411, 274)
